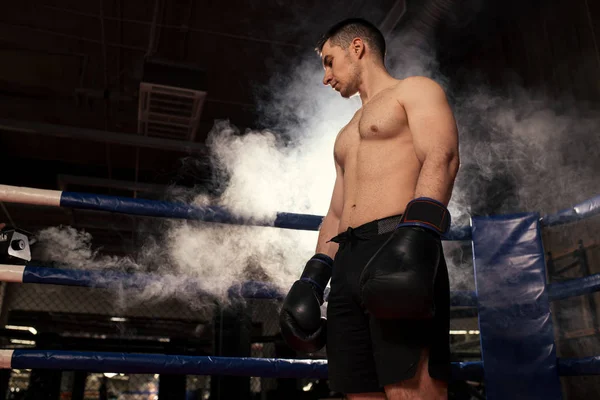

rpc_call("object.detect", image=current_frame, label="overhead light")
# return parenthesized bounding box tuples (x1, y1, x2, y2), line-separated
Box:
(302, 382, 313, 392)
(6, 325, 37, 335)
(104, 373, 117, 378)
(158, 338, 170, 343)
(110, 317, 127, 322)
(449, 330, 480, 335)
(10, 339, 35, 345)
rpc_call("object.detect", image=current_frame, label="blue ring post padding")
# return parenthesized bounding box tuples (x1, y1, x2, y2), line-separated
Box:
(547, 273, 600, 301)
(472, 213, 562, 400)
(558, 356, 600, 376)
(8, 350, 486, 381)
(541, 194, 600, 227)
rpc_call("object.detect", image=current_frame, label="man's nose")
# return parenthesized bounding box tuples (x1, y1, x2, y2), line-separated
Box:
(323, 72, 332, 86)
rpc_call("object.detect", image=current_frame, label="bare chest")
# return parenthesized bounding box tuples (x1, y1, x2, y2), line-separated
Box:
(334, 96, 408, 168)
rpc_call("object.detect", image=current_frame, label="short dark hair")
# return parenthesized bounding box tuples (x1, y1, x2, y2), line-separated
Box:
(315, 18, 386, 62)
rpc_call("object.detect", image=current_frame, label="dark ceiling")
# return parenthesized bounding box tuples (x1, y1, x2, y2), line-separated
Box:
(0, 0, 407, 253)
(0, 0, 394, 187)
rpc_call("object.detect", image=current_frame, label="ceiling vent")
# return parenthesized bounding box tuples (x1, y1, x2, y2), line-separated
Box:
(138, 59, 207, 141)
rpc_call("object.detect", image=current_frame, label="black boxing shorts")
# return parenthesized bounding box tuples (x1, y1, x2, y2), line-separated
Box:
(325, 214, 450, 394)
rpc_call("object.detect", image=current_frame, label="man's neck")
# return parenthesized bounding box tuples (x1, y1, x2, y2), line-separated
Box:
(357, 63, 396, 105)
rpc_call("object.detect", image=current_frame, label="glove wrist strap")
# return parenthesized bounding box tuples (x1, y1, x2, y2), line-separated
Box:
(300, 253, 333, 292)
(399, 197, 451, 236)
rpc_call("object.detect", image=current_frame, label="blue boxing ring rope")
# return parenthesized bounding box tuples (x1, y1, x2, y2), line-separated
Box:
(0, 184, 473, 240)
(0, 349, 484, 381)
(0, 264, 599, 306)
(1, 183, 600, 399)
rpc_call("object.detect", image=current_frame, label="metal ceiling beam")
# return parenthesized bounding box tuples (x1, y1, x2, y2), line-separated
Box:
(0, 21, 146, 52)
(0, 119, 207, 154)
(41, 4, 303, 49)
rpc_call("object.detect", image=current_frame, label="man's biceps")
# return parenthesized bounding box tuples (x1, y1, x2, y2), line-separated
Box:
(413, 129, 456, 160)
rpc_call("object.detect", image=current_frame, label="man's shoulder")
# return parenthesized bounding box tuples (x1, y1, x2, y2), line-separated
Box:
(397, 76, 445, 94)
(395, 76, 448, 105)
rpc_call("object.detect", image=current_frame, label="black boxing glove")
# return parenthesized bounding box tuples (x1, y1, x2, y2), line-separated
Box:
(279, 253, 333, 353)
(359, 197, 451, 320)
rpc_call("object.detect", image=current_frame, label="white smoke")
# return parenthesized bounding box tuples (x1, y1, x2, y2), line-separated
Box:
(34, 226, 139, 271)
(31, 12, 600, 306)
(31, 58, 361, 308)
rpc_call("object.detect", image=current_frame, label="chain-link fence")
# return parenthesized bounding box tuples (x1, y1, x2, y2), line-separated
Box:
(0, 273, 216, 400)
(542, 213, 600, 399)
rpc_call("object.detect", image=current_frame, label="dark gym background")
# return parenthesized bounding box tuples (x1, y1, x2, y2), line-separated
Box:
(0, 0, 599, 398)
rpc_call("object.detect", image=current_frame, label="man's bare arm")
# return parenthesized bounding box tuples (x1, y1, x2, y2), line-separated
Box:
(402, 77, 460, 205)
(315, 162, 343, 259)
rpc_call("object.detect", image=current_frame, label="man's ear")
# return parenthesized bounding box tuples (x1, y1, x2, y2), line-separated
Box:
(351, 38, 365, 59)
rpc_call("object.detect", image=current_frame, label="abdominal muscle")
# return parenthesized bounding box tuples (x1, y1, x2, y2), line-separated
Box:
(337, 137, 421, 231)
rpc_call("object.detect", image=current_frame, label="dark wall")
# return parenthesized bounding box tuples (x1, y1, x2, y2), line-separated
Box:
(437, 0, 600, 103)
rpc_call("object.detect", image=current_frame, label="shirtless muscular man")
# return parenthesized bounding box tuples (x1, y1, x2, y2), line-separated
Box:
(280, 18, 460, 400)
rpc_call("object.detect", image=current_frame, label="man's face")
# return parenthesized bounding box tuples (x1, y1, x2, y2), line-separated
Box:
(321, 40, 359, 98)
